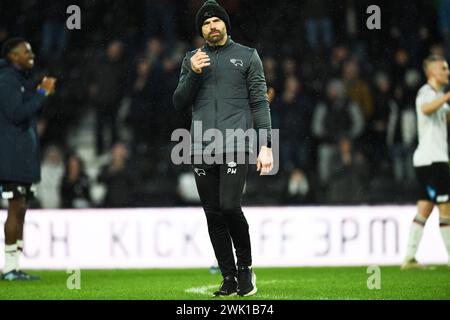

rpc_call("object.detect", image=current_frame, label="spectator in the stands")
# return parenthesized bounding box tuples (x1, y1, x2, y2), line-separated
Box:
(302, 0, 334, 52)
(368, 72, 393, 172)
(329, 44, 350, 78)
(98, 142, 136, 208)
(37, 145, 64, 208)
(126, 55, 164, 152)
(342, 59, 373, 121)
(262, 56, 281, 93)
(312, 79, 364, 186)
(281, 57, 300, 78)
(142, 0, 176, 52)
(273, 75, 312, 173)
(39, 0, 70, 60)
(60, 153, 92, 208)
(325, 137, 368, 203)
(88, 40, 127, 155)
(386, 72, 418, 184)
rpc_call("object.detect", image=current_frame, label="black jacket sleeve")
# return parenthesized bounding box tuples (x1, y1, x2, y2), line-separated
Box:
(0, 78, 47, 125)
(246, 50, 272, 147)
(172, 52, 203, 111)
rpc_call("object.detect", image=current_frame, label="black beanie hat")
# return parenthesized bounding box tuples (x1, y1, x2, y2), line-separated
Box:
(195, 0, 231, 37)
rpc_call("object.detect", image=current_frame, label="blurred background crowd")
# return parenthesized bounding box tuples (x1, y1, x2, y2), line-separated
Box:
(0, 0, 449, 208)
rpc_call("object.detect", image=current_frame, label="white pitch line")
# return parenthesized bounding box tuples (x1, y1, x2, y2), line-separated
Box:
(185, 285, 218, 295)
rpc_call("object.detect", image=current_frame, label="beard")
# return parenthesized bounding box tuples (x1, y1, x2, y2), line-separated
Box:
(206, 29, 225, 44)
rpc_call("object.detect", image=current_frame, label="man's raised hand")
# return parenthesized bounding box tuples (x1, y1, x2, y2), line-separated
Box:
(190, 48, 210, 74)
(38, 77, 57, 95)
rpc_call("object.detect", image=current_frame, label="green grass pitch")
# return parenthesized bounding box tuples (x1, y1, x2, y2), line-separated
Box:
(0, 266, 449, 300)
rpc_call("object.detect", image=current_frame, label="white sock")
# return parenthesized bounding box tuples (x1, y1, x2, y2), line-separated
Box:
(15, 240, 22, 271)
(405, 214, 427, 262)
(439, 218, 450, 264)
(4, 244, 18, 274)
(16, 240, 23, 252)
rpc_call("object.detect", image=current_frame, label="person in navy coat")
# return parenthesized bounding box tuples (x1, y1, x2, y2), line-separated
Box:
(0, 38, 56, 281)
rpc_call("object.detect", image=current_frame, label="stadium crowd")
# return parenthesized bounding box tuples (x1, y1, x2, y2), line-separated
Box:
(0, 0, 449, 208)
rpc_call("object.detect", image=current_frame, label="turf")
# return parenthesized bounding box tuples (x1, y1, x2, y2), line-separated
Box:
(0, 266, 449, 300)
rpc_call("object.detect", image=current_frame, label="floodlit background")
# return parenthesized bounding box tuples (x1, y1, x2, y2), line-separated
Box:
(1, 0, 447, 208)
(1, 3, 450, 301)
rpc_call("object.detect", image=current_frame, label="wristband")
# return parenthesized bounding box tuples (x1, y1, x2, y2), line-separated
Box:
(37, 88, 49, 96)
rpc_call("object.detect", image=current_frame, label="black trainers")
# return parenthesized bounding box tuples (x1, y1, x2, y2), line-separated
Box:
(15, 270, 40, 281)
(237, 267, 257, 297)
(1, 270, 22, 281)
(213, 275, 238, 297)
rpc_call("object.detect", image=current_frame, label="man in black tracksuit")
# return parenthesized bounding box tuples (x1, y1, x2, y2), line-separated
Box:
(0, 38, 56, 280)
(173, 0, 273, 297)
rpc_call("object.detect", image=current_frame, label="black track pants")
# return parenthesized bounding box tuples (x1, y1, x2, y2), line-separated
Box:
(192, 154, 251, 277)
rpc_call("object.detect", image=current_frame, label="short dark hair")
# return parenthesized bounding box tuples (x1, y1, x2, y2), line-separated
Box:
(1, 37, 27, 61)
(423, 55, 446, 72)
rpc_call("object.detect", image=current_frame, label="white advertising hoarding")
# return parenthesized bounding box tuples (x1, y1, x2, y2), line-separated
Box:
(0, 206, 448, 269)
